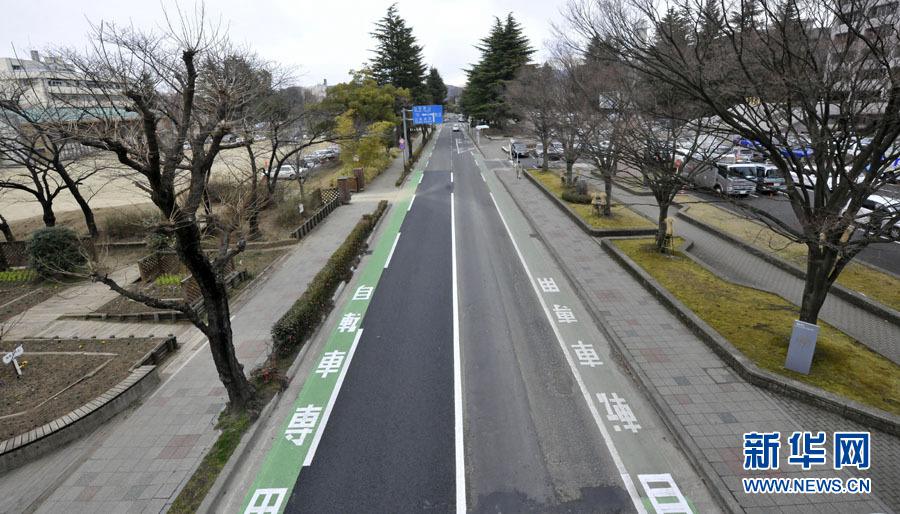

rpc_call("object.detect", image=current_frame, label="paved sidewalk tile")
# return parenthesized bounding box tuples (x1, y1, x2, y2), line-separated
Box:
(497, 168, 899, 513)
(0, 147, 412, 514)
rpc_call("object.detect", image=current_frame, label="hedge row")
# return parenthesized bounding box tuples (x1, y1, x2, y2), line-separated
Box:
(271, 200, 389, 355)
(395, 130, 434, 187)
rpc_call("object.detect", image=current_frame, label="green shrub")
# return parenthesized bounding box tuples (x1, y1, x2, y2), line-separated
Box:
(0, 269, 37, 282)
(103, 208, 161, 240)
(29, 227, 86, 278)
(271, 200, 388, 355)
(155, 273, 183, 286)
(562, 189, 592, 204)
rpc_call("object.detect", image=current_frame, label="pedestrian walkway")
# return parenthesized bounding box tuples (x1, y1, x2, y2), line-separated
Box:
(607, 183, 900, 365)
(496, 167, 899, 513)
(0, 149, 411, 514)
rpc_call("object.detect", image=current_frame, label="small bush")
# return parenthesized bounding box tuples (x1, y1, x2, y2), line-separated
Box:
(274, 195, 305, 228)
(29, 227, 86, 278)
(206, 180, 246, 204)
(574, 179, 588, 196)
(155, 273, 183, 286)
(562, 189, 592, 204)
(0, 269, 37, 282)
(271, 200, 388, 355)
(103, 208, 161, 240)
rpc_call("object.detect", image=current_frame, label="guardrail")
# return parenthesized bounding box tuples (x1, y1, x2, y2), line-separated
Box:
(291, 195, 341, 240)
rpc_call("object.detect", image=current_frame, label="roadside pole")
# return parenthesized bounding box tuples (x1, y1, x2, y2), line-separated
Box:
(402, 108, 413, 160)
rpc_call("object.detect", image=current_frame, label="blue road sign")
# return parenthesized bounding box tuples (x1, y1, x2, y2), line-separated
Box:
(411, 105, 443, 125)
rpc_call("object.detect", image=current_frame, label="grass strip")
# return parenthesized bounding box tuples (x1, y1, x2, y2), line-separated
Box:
(614, 237, 900, 415)
(681, 199, 900, 311)
(528, 169, 655, 230)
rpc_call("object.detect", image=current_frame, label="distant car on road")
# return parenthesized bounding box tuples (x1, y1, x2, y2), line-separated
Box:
(858, 194, 900, 239)
(548, 141, 564, 160)
(452, 124, 460, 132)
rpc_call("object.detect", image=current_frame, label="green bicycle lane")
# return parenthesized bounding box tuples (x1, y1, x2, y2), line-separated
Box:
(240, 129, 442, 514)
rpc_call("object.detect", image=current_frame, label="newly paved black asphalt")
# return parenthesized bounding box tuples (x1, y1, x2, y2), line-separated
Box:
(286, 128, 629, 512)
(286, 134, 455, 512)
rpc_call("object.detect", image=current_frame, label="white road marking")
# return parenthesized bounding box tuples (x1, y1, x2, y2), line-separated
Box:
(487, 191, 648, 514)
(451, 172, 454, 183)
(418, 174, 423, 185)
(384, 233, 401, 269)
(408, 194, 416, 212)
(304, 329, 364, 467)
(481, 172, 486, 182)
(638, 474, 692, 513)
(451, 192, 467, 514)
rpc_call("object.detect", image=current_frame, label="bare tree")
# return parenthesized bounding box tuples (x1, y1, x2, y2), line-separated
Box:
(548, 46, 602, 185)
(506, 63, 557, 171)
(59, 12, 266, 411)
(565, 0, 900, 324)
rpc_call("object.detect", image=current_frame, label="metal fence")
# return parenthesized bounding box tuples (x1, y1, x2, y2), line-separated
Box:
(291, 189, 341, 240)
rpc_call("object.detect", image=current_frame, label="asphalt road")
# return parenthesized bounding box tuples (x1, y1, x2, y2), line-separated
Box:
(450, 131, 632, 512)
(273, 127, 717, 513)
(285, 140, 455, 512)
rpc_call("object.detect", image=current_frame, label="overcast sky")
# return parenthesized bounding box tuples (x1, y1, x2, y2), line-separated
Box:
(1, 0, 567, 87)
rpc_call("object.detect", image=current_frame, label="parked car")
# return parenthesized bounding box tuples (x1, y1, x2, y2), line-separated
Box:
(547, 141, 564, 160)
(858, 195, 900, 238)
(509, 140, 530, 159)
(452, 124, 460, 132)
(265, 164, 303, 180)
(691, 162, 756, 196)
(752, 164, 786, 193)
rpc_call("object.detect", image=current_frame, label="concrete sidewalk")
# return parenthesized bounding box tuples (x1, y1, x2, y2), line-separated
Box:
(494, 165, 899, 513)
(0, 150, 410, 514)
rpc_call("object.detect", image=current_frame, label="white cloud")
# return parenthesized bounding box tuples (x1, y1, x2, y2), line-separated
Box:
(1, 0, 565, 87)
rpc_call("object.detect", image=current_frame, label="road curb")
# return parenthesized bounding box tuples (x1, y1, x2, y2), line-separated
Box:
(494, 172, 742, 514)
(523, 170, 657, 238)
(601, 236, 900, 437)
(676, 206, 900, 329)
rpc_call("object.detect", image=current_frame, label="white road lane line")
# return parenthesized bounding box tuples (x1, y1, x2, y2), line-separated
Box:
(487, 191, 648, 514)
(481, 172, 486, 182)
(418, 174, 423, 185)
(451, 172, 454, 183)
(408, 194, 416, 212)
(451, 192, 467, 514)
(304, 329, 364, 467)
(384, 232, 401, 269)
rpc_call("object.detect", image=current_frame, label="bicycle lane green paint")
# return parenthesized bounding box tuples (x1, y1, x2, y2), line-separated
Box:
(240, 128, 442, 514)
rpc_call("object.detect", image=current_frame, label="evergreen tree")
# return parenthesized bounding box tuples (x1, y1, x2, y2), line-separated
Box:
(698, 0, 724, 44)
(425, 67, 448, 105)
(728, 0, 761, 31)
(460, 14, 534, 127)
(370, 3, 428, 103)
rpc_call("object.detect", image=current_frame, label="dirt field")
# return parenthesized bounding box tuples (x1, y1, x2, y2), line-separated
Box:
(0, 337, 161, 440)
(0, 141, 333, 228)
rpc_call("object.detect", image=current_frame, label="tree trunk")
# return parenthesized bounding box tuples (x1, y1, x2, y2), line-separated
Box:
(565, 160, 575, 186)
(40, 199, 56, 228)
(0, 214, 14, 242)
(53, 161, 98, 237)
(603, 170, 613, 216)
(798, 245, 837, 324)
(656, 202, 670, 252)
(542, 149, 549, 171)
(175, 221, 257, 411)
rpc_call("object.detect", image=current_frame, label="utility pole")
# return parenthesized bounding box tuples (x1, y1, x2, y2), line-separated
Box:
(402, 108, 412, 159)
